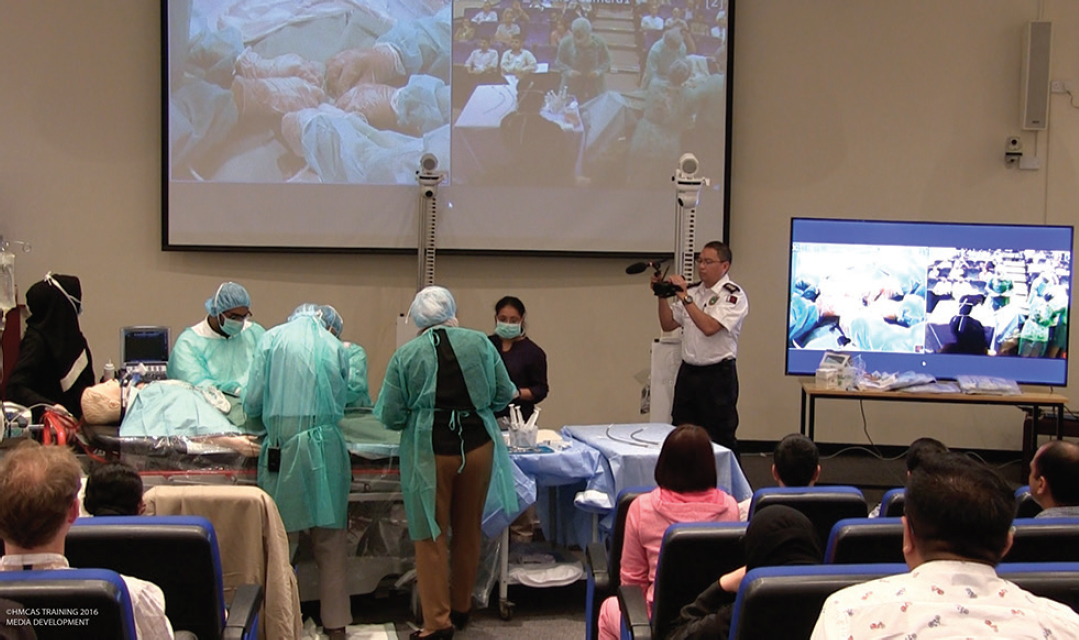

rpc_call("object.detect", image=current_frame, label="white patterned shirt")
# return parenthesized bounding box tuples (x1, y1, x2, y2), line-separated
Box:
(1, 553, 175, 640)
(811, 560, 1079, 639)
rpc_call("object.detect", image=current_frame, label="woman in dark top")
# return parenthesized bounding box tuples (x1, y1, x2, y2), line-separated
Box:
(7, 273, 94, 419)
(488, 296, 548, 421)
(667, 505, 823, 640)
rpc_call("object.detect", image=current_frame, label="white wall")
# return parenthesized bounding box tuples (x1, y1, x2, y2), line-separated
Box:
(1, 0, 1075, 450)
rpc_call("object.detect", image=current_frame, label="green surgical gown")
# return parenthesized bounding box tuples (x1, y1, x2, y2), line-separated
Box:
(345, 342, 372, 408)
(244, 316, 350, 532)
(167, 321, 266, 394)
(375, 326, 517, 541)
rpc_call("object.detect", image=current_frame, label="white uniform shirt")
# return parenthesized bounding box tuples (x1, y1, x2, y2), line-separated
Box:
(1, 553, 176, 640)
(671, 274, 749, 365)
(501, 48, 538, 75)
(465, 48, 500, 74)
(811, 560, 1079, 639)
(641, 14, 664, 30)
(472, 9, 499, 23)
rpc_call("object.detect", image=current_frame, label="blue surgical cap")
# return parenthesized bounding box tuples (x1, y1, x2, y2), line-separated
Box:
(204, 282, 252, 317)
(410, 286, 456, 329)
(319, 305, 343, 336)
(288, 303, 323, 325)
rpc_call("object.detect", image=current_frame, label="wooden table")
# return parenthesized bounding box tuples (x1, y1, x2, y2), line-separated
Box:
(799, 382, 1068, 473)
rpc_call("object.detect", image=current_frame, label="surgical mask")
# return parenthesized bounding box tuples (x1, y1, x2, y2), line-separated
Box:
(219, 315, 244, 337)
(495, 321, 522, 339)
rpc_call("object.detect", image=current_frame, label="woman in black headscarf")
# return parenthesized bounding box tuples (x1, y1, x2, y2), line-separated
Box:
(7, 274, 94, 419)
(667, 505, 823, 640)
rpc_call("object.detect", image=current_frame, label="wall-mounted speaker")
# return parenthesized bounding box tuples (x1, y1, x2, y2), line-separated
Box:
(1020, 20, 1052, 131)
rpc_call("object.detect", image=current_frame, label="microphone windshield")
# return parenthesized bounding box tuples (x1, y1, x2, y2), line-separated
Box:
(625, 262, 651, 275)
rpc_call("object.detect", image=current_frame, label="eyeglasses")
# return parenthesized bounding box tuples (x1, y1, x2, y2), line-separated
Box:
(223, 311, 252, 321)
(697, 258, 727, 266)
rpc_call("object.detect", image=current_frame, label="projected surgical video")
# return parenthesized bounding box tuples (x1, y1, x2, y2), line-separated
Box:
(169, 0, 452, 185)
(450, 0, 729, 188)
(789, 243, 1070, 361)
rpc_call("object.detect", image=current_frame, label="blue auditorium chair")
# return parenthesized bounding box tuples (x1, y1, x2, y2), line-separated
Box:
(824, 517, 905, 564)
(618, 521, 747, 640)
(584, 487, 650, 640)
(879, 487, 905, 517)
(0, 568, 138, 639)
(1015, 485, 1044, 518)
(1006, 517, 1079, 562)
(748, 486, 868, 551)
(65, 515, 261, 640)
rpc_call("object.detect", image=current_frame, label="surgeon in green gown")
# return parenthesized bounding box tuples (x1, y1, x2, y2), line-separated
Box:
(375, 286, 517, 639)
(319, 304, 372, 408)
(244, 303, 352, 639)
(167, 281, 265, 395)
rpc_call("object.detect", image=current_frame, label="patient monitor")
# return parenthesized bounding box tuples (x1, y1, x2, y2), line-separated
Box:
(121, 326, 171, 381)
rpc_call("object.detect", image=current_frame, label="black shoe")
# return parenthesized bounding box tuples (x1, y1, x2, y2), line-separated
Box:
(450, 609, 471, 631)
(409, 626, 454, 640)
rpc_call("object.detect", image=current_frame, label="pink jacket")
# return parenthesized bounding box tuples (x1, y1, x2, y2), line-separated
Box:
(620, 487, 739, 606)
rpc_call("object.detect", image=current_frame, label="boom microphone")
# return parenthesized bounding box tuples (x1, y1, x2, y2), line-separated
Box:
(625, 259, 667, 275)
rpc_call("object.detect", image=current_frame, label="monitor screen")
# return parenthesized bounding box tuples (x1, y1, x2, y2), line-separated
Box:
(122, 327, 171, 364)
(161, 0, 733, 253)
(786, 218, 1073, 385)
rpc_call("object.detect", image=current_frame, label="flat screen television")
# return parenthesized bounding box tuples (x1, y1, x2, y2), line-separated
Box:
(786, 218, 1073, 385)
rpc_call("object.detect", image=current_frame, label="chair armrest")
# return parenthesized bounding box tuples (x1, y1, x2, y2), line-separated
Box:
(618, 583, 652, 640)
(587, 541, 610, 592)
(223, 583, 264, 640)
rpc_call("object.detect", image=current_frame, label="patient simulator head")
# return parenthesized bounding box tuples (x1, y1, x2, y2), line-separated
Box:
(410, 286, 458, 329)
(654, 425, 717, 493)
(84, 462, 144, 517)
(0, 442, 82, 552)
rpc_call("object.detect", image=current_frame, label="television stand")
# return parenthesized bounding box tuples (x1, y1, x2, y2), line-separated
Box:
(799, 382, 1068, 476)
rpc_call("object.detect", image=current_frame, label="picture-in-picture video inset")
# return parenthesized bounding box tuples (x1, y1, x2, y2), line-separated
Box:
(164, 0, 732, 251)
(786, 219, 1073, 385)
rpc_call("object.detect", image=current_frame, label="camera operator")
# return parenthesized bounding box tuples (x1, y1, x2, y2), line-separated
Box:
(653, 240, 749, 458)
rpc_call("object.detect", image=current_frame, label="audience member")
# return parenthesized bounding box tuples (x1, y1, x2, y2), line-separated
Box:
(503, 0, 531, 25)
(668, 505, 823, 640)
(640, 4, 664, 32)
(465, 37, 500, 76)
(84, 462, 145, 516)
(494, 12, 522, 46)
(597, 425, 740, 640)
(0, 442, 175, 640)
(739, 434, 820, 521)
(471, 1, 498, 24)
(868, 436, 948, 517)
(1029, 440, 1079, 518)
(454, 20, 475, 42)
(501, 36, 537, 78)
(812, 453, 1079, 638)
(550, 17, 569, 47)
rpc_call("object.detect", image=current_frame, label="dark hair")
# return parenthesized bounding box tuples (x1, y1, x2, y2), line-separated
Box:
(0, 442, 82, 549)
(773, 434, 819, 487)
(1033, 440, 1079, 505)
(904, 453, 1015, 565)
(655, 425, 717, 492)
(84, 462, 143, 517)
(702, 240, 731, 264)
(905, 437, 948, 473)
(495, 295, 526, 316)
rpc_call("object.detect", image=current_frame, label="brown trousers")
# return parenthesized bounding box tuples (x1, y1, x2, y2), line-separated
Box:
(413, 441, 494, 632)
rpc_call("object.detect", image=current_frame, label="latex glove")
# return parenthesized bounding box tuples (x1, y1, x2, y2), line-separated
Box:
(326, 44, 403, 97)
(335, 84, 398, 131)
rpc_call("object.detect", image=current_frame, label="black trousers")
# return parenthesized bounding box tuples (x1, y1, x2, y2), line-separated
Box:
(671, 358, 739, 459)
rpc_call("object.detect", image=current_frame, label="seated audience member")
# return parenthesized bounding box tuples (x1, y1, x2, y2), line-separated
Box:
(1029, 440, 1079, 518)
(84, 462, 145, 516)
(168, 281, 265, 396)
(0, 442, 175, 640)
(494, 12, 522, 46)
(739, 434, 820, 521)
(501, 36, 537, 78)
(454, 20, 475, 42)
(668, 505, 823, 640)
(597, 425, 740, 640)
(812, 453, 1079, 638)
(640, 4, 664, 32)
(465, 37, 500, 76)
(7, 273, 94, 420)
(665, 8, 695, 53)
(503, 0, 531, 26)
(471, 1, 498, 24)
(550, 17, 569, 47)
(868, 436, 948, 517)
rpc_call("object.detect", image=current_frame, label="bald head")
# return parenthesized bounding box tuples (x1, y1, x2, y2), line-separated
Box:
(1030, 440, 1079, 509)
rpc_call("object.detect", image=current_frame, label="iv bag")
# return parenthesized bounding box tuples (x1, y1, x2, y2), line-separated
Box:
(0, 252, 14, 314)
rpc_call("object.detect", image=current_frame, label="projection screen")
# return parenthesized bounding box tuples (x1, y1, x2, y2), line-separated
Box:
(163, 0, 733, 253)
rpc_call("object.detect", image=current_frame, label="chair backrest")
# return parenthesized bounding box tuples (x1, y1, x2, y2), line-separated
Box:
(749, 486, 868, 551)
(1015, 485, 1044, 518)
(728, 563, 907, 640)
(650, 522, 747, 640)
(998, 562, 1079, 613)
(1005, 518, 1079, 562)
(66, 515, 225, 640)
(0, 568, 137, 639)
(824, 517, 905, 564)
(880, 487, 906, 517)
